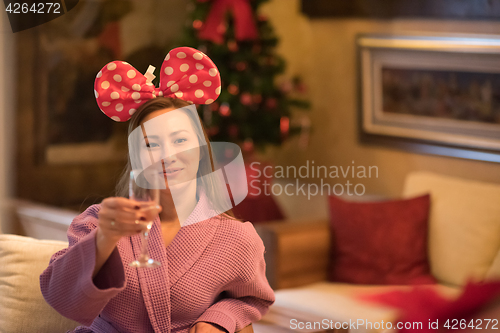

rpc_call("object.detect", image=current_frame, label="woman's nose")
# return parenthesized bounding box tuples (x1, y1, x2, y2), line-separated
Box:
(161, 146, 176, 164)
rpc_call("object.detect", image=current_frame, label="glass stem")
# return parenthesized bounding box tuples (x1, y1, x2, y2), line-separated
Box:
(140, 226, 151, 262)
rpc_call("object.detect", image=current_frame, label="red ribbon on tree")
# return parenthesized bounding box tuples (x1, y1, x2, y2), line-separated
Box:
(197, 0, 258, 44)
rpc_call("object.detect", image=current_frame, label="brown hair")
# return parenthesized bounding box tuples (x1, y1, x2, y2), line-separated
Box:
(115, 97, 238, 220)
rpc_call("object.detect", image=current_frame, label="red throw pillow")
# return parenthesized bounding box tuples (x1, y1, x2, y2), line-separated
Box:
(327, 194, 437, 285)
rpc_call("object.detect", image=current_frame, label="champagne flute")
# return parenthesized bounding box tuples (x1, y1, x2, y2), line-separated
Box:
(129, 169, 162, 268)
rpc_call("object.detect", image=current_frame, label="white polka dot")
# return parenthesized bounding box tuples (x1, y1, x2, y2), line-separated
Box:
(127, 70, 136, 78)
(132, 84, 141, 91)
(175, 91, 183, 98)
(205, 99, 214, 104)
(215, 86, 221, 94)
(94, 90, 99, 98)
(170, 84, 179, 92)
(189, 75, 198, 83)
(113, 74, 122, 82)
(177, 52, 186, 59)
(203, 81, 212, 87)
(196, 63, 204, 70)
(129, 108, 136, 115)
(209, 68, 218, 77)
(96, 71, 102, 78)
(164, 67, 174, 75)
(107, 63, 117, 70)
(146, 82, 153, 86)
(115, 103, 123, 111)
(101, 81, 110, 89)
(195, 89, 204, 98)
(111, 116, 120, 121)
(111, 92, 120, 99)
(121, 62, 129, 65)
(152, 93, 156, 98)
(102, 101, 110, 107)
(135, 100, 142, 104)
(167, 81, 175, 87)
(187, 100, 193, 104)
(158, 91, 163, 96)
(165, 53, 170, 61)
(180, 64, 189, 72)
(193, 53, 203, 60)
(121, 86, 130, 92)
(132, 92, 140, 100)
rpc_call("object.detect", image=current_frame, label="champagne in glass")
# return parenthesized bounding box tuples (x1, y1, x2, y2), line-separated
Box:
(129, 169, 161, 268)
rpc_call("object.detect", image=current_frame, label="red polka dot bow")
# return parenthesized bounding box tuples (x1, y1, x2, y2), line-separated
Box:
(94, 47, 222, 122)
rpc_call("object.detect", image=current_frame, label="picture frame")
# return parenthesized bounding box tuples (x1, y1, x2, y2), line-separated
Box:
(357, 34, 500, 163)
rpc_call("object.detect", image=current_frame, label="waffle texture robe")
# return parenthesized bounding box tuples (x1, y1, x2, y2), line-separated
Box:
(39, 192, 275, 333)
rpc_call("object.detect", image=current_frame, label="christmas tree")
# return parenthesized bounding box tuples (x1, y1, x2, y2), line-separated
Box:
(177, 0, 310, 152)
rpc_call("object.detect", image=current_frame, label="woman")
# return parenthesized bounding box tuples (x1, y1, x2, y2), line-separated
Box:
(40, 47, 275, 333)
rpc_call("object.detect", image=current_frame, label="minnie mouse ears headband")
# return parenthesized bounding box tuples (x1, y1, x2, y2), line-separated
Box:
(94, 47, 222, 122)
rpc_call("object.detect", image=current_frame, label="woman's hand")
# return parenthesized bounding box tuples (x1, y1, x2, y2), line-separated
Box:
(97, 197, 159, 243)
(92, 197, 161, 279)
(189, 322, 227, 333)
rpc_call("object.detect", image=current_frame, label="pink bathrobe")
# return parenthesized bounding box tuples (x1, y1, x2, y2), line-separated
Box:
(39, 192, 275, 333)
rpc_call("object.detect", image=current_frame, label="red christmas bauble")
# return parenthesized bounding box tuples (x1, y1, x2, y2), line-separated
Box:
(240, 93, 252, 105)
(228, 40, 238, 52)
(252, 94, 262, 104)
(216, 23, 227, 34)
(228, 124, 239, 137)
(236, 61, 247, 71)
(193, 20, 203, 30)
(219, 102, 231, 116)
(228, 84, 239, 95)
(207, 126, 219, 136)
(242, 138, 254, 152)
(266, 98, 277, 109)
(280, 116, 289, 135)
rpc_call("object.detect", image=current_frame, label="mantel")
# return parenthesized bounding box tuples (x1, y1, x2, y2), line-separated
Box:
(301, 0, 500, 20)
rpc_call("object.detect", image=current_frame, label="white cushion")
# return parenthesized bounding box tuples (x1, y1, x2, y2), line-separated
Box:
(0, 234, 79, 332)
(263, 282, 460, 333)
(403, 172, 500, 287)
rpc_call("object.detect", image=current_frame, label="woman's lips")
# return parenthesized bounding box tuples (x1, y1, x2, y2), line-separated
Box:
(162, 168, 183, 178)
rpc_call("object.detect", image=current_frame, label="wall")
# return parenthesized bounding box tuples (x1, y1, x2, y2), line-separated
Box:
(261, 0, 500, 197)
(0, 10, 15, 233)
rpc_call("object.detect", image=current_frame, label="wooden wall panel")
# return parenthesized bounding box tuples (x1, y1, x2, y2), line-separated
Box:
(302, 0, 500, 19)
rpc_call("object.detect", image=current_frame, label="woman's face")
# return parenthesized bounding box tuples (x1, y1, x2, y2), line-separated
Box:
(138, 107, 201, 190)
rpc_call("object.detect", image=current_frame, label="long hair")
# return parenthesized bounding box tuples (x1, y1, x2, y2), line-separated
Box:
(115, 97, 238, 220)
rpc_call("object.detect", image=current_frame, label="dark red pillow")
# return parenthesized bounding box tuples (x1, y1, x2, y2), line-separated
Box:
(328, 194, 437, 285)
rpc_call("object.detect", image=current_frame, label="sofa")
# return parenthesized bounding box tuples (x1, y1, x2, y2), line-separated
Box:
(254, 171, 500, 332)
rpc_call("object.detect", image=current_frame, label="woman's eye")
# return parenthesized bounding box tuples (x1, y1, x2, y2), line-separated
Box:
(174, 138, 187, 144)
(146, 142, 159, 148)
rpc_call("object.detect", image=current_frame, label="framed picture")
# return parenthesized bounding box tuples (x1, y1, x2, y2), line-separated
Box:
(358, 34, 500, 163)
